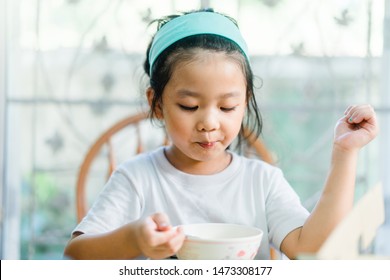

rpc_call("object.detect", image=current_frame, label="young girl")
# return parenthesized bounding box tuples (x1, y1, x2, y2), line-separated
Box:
(64, 9, 378, 260)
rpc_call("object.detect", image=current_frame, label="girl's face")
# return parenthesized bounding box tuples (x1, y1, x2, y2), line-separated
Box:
(156, 51, 247, 174)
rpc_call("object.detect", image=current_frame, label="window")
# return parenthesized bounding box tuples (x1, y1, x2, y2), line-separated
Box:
(2, 0, 389, 259)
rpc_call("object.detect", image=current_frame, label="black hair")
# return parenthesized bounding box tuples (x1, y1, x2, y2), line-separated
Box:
(143, 9, 262, 151)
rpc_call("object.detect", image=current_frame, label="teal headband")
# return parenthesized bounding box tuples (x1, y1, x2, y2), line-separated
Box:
(148, 12, 249, 74)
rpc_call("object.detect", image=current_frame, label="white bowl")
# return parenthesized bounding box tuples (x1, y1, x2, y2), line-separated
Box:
(176, 223, 263, 260)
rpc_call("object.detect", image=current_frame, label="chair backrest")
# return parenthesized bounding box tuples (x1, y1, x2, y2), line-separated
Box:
(315, 182, 385, 259)
(298, 183, 386, 259)
(76, 111, 275, 223)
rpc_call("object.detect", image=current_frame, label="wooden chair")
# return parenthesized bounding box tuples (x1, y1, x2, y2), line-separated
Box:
(299, 183, 387, 259)
(75, 111, 277, 258)
(76, 111, 150, 222)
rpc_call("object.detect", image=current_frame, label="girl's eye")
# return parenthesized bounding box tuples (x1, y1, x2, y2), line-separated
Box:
(221, 107, 236, 112)
(179, 105, 198, 111)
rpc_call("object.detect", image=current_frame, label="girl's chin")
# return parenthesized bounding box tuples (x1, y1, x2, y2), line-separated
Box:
(192, 146, 230, 161)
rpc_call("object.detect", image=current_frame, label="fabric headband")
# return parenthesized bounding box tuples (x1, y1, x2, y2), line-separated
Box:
(148, 12, 249, 74)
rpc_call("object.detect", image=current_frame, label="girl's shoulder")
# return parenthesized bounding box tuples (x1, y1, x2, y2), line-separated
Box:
(232, 152, 284, 177)
(233, 151, 276, 167)
(115, 147, 163, 175)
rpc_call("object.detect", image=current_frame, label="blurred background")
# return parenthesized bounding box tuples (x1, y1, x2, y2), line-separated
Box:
(1, 0, 389, 259)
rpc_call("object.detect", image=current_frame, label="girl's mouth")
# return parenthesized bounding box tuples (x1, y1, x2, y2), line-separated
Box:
(197, 142, 216, 149)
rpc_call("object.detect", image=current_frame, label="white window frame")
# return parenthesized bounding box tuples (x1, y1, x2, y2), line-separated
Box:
(0, 0, 7, 260)
(1, 0, 21, 259)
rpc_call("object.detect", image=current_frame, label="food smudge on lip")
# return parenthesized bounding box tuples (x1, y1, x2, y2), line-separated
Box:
(198, 142, 215, 149)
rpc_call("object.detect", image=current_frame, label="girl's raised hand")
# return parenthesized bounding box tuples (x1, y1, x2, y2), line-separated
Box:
(135, 213, 185, 259)
(334, 104, 379, 152)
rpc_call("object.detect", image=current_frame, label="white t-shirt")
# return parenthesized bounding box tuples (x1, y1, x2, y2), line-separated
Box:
(74, 146, 309, 259)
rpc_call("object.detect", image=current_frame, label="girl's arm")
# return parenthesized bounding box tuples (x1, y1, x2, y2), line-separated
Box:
(280, 104, 379, 259)
(63, 213, 185, 260)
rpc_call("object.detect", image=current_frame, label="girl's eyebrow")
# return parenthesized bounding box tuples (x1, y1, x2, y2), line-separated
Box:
(177, 90, 200, 98)
(220, 92, 242, 98)
(177, 89, 242, 99)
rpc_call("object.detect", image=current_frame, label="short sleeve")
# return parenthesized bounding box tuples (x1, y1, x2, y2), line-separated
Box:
(72, 168, 143, 235)
(265, 168, 310, 250)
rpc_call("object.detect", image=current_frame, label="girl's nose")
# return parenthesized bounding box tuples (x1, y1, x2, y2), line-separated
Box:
(196, 111, 220, 132)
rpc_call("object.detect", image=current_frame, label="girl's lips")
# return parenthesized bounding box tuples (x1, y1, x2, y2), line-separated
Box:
(197, 142, 216, 149)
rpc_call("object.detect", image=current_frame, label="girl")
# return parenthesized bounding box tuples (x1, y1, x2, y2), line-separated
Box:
(64, 9, 379, 260)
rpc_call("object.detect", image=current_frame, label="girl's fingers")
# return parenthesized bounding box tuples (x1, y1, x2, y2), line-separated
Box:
(344, 105, 355, 117)
(343, 104, 379, 141)
(345, 104, 375, 125)
(137, 213, 185, 259)
(348, 111, 363, 124)
(159, 227, 185, 256)
(167, 227, 185, 251)
(151, 212, 172, 231)
(140, 216, 176, 247)
(146, 227, 185, 259)
(138, 214, 185, 259)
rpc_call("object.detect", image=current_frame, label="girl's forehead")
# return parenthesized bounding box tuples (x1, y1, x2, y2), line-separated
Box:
(174, 49, 240, 62)
(171, 53, 244, 78)
(170, 50, 245, 75)
(165, 52, 247, 99)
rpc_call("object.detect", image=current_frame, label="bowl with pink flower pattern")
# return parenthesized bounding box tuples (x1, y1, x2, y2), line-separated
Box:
(176, 223, 263, 260)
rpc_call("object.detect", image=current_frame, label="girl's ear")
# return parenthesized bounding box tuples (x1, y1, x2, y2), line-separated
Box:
(146, 87, 163, 119)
